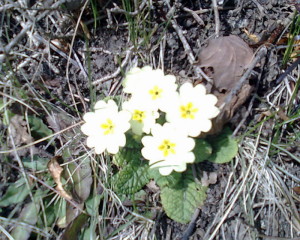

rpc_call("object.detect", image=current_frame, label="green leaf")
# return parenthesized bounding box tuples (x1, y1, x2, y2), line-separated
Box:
(85, 194, 102, 216)
(207, 127, 238, 164)
(194, 139, 213, 163)
(82, 222, 97, 240)
(0, 99, 15, 126)
(160, 170, 207, 224)
(66, 159, 93, 203)
(114, 160, 150, 194)
(28, 115, 53, 139)
(11, 201, 40, 240)
(0, 178, 31, 207)
(113, 134, 142, 167)
(22, 155, 49, 171)
(61, 213, 90, 240)
(149, 168, 181, 188)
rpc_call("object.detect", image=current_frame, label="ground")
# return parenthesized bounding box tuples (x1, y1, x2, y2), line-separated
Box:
(0, 0, 299, 239)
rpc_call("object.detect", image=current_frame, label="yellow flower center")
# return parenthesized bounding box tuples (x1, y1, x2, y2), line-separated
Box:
(132, 110, 146, 123)
(100, 119, 115, 135)
(149, 86, 163, 100)
(158, 139, 176, 157)
(180, 102, 198, 119)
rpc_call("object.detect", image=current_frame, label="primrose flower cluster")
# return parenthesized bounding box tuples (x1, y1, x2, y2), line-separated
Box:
(81, 66, 220, 176)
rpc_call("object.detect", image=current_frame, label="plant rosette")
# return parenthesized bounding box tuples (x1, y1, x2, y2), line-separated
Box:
(166, 82, 220, 137)
(141, 123, 195, 176)
(81, 100, 131, 154)
(122, 97, 159, 135)
(122, 66, 178, 112)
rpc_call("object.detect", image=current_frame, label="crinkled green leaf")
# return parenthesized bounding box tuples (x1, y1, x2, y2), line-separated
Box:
(113, 134, 142, 167)
(22, 155, 49, 171)
(0, 177, 31, 207)
(114, 160, 150, 194)
(160, 170, 207, 224)
(207, 127, 238, 164)
(11, 201, 40, 240)
(149, 168, 181, 188)
(194, 139, 213, 163)
(28, 115, 53, 139)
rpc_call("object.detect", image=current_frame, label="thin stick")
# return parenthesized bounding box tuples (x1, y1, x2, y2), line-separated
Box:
(181, 208, 200, 240)
(170, 19, 213, 83)
(212, 0, 220, 37)
(182, 7, 205, 26)
(92, 48, 133, 85)
(276, 57, 300, 84)
(220, 46, 267, 110)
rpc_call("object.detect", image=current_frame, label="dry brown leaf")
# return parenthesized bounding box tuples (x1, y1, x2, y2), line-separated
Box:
(8, 115, 33, 146)
(198, 35, 254, 92)
(199, 83, 253, 137)
(48, 157, 73, 201)
(8, 114, 38, 157)
(293, 186, 300, 195)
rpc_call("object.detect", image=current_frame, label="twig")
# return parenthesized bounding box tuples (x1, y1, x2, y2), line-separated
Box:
(107, 0, 148, 26)
(276, 57, 300, 84)
(232, 93, 256, 136)
(170, 19, 213, 83)
(109, 0, 147, 16)
(3, 22, 32, 54)
(220, 46, 267, 110)
(212, 0, 220, 37)
(92, 48, 133, 85)
(251, 0, 266, 16)
(34, 34, 80, 68)
(0, 3, 15, 11)
(181, 208, 200, 240)
(182, 7, 205, 26)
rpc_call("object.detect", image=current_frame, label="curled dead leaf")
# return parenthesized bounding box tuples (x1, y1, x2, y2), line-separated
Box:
(48, 156, 73, 201)
(198, 35, 254, 92)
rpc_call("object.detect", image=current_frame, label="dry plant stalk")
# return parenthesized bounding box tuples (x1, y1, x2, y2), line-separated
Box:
(48, 157, 73, 201)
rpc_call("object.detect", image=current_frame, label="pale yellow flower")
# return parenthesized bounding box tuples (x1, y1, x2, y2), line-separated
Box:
(122, 66, 178, 112)
(81, 100, 131, 154)
(141, 123, 195, 176)
(122, 66, 153, 94)
(166, 82, 219, 137)
(122, 98, 159, 135)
